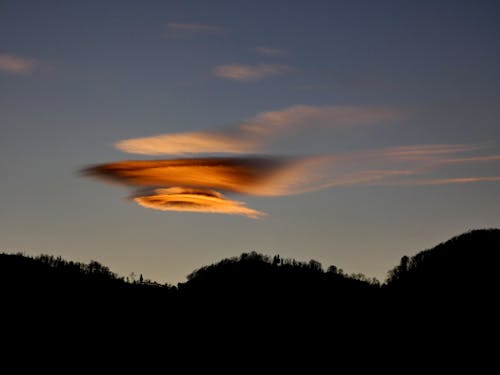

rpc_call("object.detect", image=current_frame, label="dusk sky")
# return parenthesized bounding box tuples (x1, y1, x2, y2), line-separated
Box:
(1, 0, 500, 284)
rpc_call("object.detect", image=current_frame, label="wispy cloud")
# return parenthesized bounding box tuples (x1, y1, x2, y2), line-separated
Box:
(242, 105, 399, 135)
(255, 46, 289, 57)
(116, 130, 256, 156)
(436, 155, 500, 164)
(0, 53, 38, 74)
(165, 22, 223, 37)
(213, 63, 291, 81)
(397, 176, 500, 186)
(259, 145, 500, 195)
(304, 145, 500, 191)
(381, 144, 480, 160)
(116, 105, 400, 155)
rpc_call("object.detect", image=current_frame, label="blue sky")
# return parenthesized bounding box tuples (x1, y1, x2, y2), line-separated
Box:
(1, 0, 500, 283)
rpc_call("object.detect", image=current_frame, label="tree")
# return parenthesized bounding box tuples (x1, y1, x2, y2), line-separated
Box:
(272, 255, 281, 266)
(308, 260, 322, 272)
(327, 265, 338, 274)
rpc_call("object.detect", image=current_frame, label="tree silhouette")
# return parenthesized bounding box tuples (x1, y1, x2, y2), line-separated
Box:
(1, 228, 498, 333)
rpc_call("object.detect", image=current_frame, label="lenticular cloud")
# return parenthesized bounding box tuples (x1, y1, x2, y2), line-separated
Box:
(82, 157, 293, 195)
(82, 157, 302, 218)
(83, 105, 500, 218)
(132, 187, 264, 219)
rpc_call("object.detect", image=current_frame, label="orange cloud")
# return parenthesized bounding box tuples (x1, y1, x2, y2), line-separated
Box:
(115, 131, 256, 156)
(82, 157, 294, 195)
(83, 157, 302, 218)
(133, 187, 264, 218)
(85, 99, 500, 218)
(0, 53, 38, 74)
(84, 143, 500, 217)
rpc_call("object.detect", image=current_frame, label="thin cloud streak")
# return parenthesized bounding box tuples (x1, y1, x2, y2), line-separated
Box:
(399, 176, 500, 186)
(381, 144, 480, 160)
(165, 22, 223, 38)
(0, 53, 38, 74)
(213, 63, 291, 81)
(270, 145, 500, 193)
(255, 46, 289, 57)
(166, 23, 222, 32)
(116, 105, 401, 155)
(437, 155, 500, 164)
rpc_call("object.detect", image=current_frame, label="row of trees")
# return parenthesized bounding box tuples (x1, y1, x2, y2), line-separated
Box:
(2, 229, 498, 300)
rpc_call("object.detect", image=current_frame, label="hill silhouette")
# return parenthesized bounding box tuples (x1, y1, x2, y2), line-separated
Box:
(2, 229, 499, 327)
(386, 229, 500, 291)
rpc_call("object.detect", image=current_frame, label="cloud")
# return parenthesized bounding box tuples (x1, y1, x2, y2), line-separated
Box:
(242, 105, 400, 135)
(310, 145, 500, 189)
(85, 103, 500, 218)
(83, 144, 500, 217)
(380, 144, 480, 160)
(396, 176, 500, 186)
(116, 105, 400, 155)
(115, 130, 256, 156)
(0, 53, 38, 74)
(255, 46, 289, 57)
(82, 157, 295, 196)
(436, 155, 500, 164)
(213, 63, 291, 81)
(132, 187, 264, 219)
(83, 157, 302, 218)
(256, 145, 500, 194)
(165, 22, 223, 37)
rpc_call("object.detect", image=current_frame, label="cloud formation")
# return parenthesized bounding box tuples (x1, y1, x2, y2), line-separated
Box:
(116, 105, 400, 155)
(83, 157, 293, 196)
(83, 157, 304, 218)
(83, 144, 500, 218)
(132, 187, 264, 218)
(85, 105, 500, 218)
(0, 53, 38, 74)
(213, 63, 291, 81)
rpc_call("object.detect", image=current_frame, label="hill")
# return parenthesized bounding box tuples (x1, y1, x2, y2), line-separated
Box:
(2, 229, 499, 320)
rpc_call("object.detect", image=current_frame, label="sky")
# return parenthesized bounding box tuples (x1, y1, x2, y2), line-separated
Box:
(1, 0, 500, 284)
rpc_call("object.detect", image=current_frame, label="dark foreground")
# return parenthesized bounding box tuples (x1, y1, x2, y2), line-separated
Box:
(1, 229, 499, 351)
